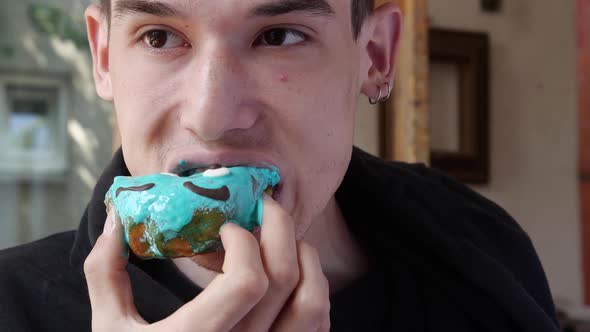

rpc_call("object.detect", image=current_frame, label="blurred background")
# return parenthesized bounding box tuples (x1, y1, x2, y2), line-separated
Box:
(0, 0, 112, 249)
(0, 0, 588, 330)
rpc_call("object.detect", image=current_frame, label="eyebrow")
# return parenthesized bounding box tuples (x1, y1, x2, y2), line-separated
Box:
(112, 0, 335, 22)
(113, 0, 180, 21)
(250, 0, 335, 17)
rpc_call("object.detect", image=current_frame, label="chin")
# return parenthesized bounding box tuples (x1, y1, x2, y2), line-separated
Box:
(293, 210, 316, 240)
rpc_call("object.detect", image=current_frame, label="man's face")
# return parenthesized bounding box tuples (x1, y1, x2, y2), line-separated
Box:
(99, 0, 369, 236)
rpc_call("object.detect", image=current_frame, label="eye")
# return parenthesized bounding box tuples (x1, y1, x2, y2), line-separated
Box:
(141, 29, 188, 49)
(255, 28, 307, 47)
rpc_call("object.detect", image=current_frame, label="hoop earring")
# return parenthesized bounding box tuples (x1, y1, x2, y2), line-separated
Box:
(369, 85, 383, 105)
(381, 82, 392, 102)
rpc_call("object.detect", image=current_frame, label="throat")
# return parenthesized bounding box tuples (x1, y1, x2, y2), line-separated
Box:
(304, 197, 369, 293)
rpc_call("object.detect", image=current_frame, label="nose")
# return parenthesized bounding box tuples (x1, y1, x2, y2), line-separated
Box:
(179, 45, 259, 142)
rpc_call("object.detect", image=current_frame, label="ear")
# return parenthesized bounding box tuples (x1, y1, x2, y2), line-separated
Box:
(359, 3, 402, 101)
(85, 4, 113, 101)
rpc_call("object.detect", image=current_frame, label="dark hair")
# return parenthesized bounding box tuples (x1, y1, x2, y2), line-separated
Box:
(99, 0, 374, 39)
(351, 0, 374, 39)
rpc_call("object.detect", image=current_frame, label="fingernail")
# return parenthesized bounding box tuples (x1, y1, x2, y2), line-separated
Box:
(103, 214, 115, 236)
(220, 222, 237, 233)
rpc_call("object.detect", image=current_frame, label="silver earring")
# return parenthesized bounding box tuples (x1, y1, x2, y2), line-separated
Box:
(381, 82, 392, 102)
(369, 85, 383, 105)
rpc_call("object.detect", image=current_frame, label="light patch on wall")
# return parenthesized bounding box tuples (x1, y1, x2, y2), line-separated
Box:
(429, 62, 460, 152)
(68, 119, 98, 164)
(76, 165, 96, 191)
(22, 33, 47, 67)
(354, 97, 380, 156)
(49, 37, 94, 101)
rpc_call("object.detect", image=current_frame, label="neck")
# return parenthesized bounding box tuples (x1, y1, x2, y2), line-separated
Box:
(172, 196, 368, 293)
(304, 196, 369, 293)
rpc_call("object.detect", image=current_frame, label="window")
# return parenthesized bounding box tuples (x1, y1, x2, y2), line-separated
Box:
(0, 74, 68, 179)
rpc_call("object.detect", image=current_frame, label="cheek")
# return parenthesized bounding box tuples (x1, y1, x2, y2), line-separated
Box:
(278, 73, 288, 83)
(112, 51, 183, 128)
(269, 58, 357, 152)
(110, 51, 185, 174)
(273, 73, 356, 225)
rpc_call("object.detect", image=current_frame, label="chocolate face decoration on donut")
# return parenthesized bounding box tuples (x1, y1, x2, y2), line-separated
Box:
(104, 166, 280, 259)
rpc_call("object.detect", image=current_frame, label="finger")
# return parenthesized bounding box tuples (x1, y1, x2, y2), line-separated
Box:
(159, 223, 268, 332)
(317, 317, 331, 332)
(272, 243, 330, 332)
(234, 194, 299, 331)
(84, 213, 139, 326)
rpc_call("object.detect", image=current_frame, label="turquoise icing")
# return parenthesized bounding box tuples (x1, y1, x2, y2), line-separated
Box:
(105, 166, 280, 258)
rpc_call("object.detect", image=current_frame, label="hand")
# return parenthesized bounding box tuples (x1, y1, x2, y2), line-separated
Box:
(231, 195, 331, 332)
(84, 196, 330, 332)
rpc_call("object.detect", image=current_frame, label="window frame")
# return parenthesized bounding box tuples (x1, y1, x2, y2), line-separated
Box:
(0, 73, 69, 180)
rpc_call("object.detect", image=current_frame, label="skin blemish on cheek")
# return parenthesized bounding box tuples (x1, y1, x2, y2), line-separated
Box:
(278, 73, 289, 82)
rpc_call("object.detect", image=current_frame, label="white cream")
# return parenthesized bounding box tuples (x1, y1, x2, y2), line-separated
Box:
(203, 167, 231, 178)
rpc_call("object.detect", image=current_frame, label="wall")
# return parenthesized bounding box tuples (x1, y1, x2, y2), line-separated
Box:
(427, 0, 581, 306)
(354, 0, 581, 307)
(0, 0, 113, 248)
(354, 98, 381, 156)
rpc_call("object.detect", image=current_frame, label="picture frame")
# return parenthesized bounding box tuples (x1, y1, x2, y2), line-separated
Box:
(428, 28, 490, 183)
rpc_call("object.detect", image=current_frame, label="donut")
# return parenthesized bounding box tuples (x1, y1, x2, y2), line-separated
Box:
(104, 166, 280, 259)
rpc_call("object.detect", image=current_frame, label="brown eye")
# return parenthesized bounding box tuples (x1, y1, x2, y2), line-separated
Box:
(146, 30, 167, 48)
(142, 29, 187, 49)
(257, 28, 306, 47)
(263, 29, 287, 46)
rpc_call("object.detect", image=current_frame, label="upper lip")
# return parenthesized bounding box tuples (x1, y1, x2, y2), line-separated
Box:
(166, 150, 282, 178)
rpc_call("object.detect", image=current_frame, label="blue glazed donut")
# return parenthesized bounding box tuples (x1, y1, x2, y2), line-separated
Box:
(104, 166, 280, 259)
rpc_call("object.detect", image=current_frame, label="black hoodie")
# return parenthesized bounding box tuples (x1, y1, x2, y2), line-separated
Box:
(0, 147, 560, 331)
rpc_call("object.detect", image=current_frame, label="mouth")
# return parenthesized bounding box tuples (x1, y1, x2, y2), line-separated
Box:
(174, 164, 223, 177)
(170, 163, 284, 201)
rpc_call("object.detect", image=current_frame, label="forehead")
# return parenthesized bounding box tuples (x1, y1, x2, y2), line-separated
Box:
(110, 0, 348, 22)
